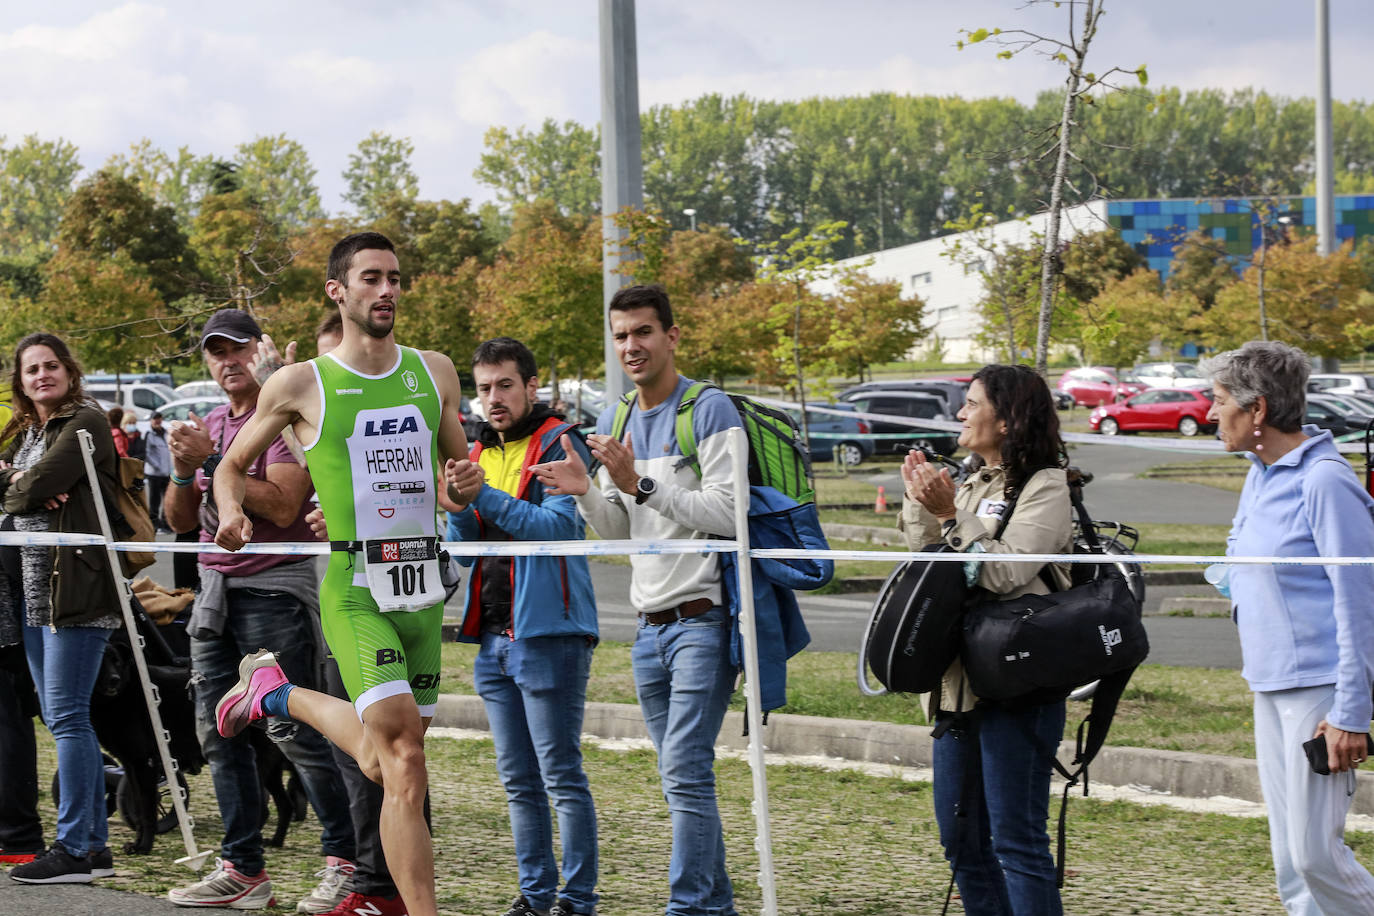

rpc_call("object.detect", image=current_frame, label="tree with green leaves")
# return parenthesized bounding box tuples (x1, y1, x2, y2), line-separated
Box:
(753, 222, 847, 442)
(234, 134, 325, 229)
(474, 201, 603, 396)
(615, 209, 757, 383)
(1079, 267, 1182, 366)
(343, 131, 420, 222)
(1201, 238, 1374, 358)
(1165, 228, 1236, 312)
(817, 271, 926, 384)
(474, 119, 601, 219)
(103, 139, 216, 228)
(33, 251, 167, 370)
(56, 169, 199, 304)
(0, 134, 83, 259)
(959, 1, 1148, 373)
(189, 166, 297, 327)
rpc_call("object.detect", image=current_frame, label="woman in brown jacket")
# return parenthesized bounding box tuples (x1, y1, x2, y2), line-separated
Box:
(900, 364, 1073, 916)
(0, 333, 121, 885)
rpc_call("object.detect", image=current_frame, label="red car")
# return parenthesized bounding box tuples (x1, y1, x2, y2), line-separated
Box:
(1089, 388, 1216, 436)
(1057, 367, 1147, 407)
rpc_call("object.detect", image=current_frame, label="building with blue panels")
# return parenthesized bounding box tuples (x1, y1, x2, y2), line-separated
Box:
(1106, 196, 1374, 279)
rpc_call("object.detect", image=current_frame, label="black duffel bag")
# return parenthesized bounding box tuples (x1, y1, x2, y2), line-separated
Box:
(961, 564, 1147, 702)
(961, 486, 1148, 703)
(861, 545, 969, 694)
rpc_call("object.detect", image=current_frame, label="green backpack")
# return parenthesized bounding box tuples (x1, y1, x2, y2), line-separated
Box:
(610, 382, 816, 504)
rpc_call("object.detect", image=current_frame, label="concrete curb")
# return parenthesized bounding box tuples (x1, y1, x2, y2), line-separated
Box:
(431, 694, 1374, 816)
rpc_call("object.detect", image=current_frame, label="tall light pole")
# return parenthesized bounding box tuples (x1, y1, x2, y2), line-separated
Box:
(1315, 0, 1339, 371)
(599, 0, 642, 404)
(683, 207, 697, 231)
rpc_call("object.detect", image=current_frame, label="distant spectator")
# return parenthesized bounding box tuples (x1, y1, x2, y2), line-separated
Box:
(107, 407, 128, 458)
(122, 415, 145, 462)
(144, 413, 171, 532)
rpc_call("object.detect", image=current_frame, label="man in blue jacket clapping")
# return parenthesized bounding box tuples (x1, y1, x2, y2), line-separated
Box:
(445, 337, 599, 916)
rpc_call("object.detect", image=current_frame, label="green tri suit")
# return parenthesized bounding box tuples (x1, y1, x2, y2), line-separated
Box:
(306, 345, 445, 716)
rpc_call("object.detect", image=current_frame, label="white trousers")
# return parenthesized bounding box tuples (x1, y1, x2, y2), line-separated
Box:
(1254, 685, 1374, 915)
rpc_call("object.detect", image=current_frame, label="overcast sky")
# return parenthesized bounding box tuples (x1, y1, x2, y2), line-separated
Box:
(3, 1, 1369, 213)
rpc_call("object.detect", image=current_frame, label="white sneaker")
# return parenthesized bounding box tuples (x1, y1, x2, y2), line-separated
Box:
(296, 857, 357, 914)
(168, 858, 276, 909)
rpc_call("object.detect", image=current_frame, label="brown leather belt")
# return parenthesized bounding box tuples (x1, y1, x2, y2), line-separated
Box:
(639, 597, 715, 626)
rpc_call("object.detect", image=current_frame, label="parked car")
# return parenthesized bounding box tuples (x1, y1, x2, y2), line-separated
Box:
(156, 396, 230, 424)
(1056, 367, 1148, 407)
(842, 391, 959, 456)
(1307, 393, 1374, 426)
(86, 381, 179, 422)
(1089, 388, 1215, 436)
(88, 371, 173, 388)
(174, 379, 224, 400)
(838, 378, 966, 414)
(1131, 362, 1211, 390)
(1308, 373, 1374, 394)
(786, 403, 874, 467)
(1305, 400, 1352, 437)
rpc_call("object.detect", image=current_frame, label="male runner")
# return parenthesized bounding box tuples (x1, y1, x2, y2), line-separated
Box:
(209, 231, 469, 916)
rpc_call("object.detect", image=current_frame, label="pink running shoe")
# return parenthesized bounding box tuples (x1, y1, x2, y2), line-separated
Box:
(216, 649, 290, 738)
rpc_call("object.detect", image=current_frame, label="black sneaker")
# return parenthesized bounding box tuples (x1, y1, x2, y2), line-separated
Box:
(550, 899, 595, 916)
(8, 845, 92, 884)
(88, 847, 114, 878)
(501, 896, 549, 916)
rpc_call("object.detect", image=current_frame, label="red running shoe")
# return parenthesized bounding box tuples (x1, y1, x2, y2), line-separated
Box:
(318, 891, 409, 916)
(0, 850, 40, 865)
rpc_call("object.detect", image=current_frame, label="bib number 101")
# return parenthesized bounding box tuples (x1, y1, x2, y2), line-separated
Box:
(386, 563, 427, 596)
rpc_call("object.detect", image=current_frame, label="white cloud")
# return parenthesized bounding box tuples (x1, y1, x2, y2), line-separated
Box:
(450, 29, 597, 128)
(0, 0, 1370, 214)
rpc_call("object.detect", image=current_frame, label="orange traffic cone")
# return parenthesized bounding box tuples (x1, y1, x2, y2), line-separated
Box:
(874, 485, 888, 513)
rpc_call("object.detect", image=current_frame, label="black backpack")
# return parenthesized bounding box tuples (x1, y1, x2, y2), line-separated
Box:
(861, 545, 969, 694)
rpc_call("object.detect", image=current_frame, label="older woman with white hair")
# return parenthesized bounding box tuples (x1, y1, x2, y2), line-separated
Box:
(1207, 340, 1374, 914)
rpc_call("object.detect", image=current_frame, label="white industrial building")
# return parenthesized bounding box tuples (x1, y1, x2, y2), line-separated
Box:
(826, 201, 1106, 364)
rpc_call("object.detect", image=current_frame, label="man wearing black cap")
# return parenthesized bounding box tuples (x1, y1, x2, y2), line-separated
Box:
(163, 309, 357, 913)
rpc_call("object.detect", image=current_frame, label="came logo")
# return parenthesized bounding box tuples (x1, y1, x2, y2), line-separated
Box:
(402, 369, 418, 393)
(1099, 624, 1122, 655)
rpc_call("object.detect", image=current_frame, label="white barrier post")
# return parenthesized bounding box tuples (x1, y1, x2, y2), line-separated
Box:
(77, 430, 212, 870)
(729, 426, 779, 915)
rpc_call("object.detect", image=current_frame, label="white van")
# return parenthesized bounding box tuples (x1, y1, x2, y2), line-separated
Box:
(86, 381, 178, 422)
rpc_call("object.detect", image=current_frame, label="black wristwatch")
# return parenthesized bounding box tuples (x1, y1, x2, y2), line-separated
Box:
(634, 476, 657, 505)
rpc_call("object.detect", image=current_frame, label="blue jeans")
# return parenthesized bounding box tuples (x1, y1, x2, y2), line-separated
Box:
(475, 633, 598, 912)
(191, 586, 355, 874)
(632, 607, 738, 916)
(932, 700, 1066, 916)
(24, 623, 112, 858)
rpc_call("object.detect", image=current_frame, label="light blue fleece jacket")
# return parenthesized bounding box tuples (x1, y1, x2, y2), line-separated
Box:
(1227, 426, 1374, 733)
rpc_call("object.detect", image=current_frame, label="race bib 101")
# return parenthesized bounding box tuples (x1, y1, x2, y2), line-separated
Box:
(364, 536, 444, 612)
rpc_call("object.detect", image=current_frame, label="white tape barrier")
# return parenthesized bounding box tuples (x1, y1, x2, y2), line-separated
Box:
(0, 536, 740, 557)
(753, 548, 1374, 567)
(4, 531, 1368, 569)
(0, 531, 108, 546)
